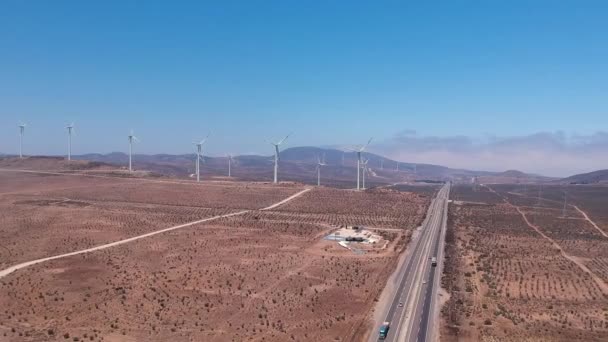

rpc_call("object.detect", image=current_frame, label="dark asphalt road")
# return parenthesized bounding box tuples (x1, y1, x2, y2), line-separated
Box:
(372, 183, 450, 342)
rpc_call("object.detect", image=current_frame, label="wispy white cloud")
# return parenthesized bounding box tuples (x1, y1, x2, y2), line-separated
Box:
(372, 131, 608, 177)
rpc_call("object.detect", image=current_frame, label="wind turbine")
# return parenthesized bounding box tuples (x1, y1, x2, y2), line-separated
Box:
(18, 123, 27, 158)
(66, 123, 75, 161)
(193, 134, 210, 182)
(347, 138, 372, 190)
(127, 130, 139, 172)
(380, 158, 384, 170)
(361, 158, 369, 189)
(316, 154, 326, 186)
(267, 133, 291, 184)
(227, 154, 235, 178)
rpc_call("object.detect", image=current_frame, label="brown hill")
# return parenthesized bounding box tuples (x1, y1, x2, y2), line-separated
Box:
(0, 156, 115, 171)
(558, 170, 608, 184)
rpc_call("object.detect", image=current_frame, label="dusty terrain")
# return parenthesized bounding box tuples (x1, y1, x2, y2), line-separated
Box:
(441, 184, 608, 342)
(0, 168, 431, 341)
(0, 171, 299, 268)
(0, 157, 115, 172)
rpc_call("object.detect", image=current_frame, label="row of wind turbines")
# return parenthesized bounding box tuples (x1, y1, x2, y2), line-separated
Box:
(15, 122, 390, 190)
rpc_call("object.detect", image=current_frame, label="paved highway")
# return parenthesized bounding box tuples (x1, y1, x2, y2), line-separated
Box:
(373, 182, 450, 342)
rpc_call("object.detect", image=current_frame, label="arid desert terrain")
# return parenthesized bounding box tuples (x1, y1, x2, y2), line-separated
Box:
(0, 167, 432, 341)
(441, 184, 608, 341)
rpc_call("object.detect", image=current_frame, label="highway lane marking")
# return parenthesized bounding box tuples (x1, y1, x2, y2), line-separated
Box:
(415, 273, 430, 340)
(404, 202, 440, 341)
(378, 194, 439, 341)
(401, 185, 448, 342)
(424, 186, 450, 342)
(392, 221, 433, 340)
(371, 184, 448, 342)
(391, 192, 444, 340)
(0, 188, 311, 279)
(400, 186, 446, 341)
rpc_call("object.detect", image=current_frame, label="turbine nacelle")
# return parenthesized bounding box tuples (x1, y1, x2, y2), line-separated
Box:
(347, 137, 373, 191)
(266, 133, 292, 184)
(128, 130, 140, 143)
(192, 134, 210, 182)
(127, 129, 140, 172)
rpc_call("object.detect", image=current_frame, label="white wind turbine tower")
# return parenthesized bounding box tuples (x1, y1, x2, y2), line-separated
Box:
(267, 133, 291, 184)
(361, 158, 369, 189)
(315, 154, 326, 186)
(227, 154, 235, 177)
(127, 130, 140, 172)
(193, 134, 210, 182)
(66, 123, 75, 161)
(561, 190, 568, 218)
(347, 137, 373, 191)
(18, 123, 27, 159)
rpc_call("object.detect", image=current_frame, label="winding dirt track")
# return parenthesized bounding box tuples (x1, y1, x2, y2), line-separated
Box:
(0, 188, 311, 279)
(485, 185, 608, 294)
(574, 205, 608, 238)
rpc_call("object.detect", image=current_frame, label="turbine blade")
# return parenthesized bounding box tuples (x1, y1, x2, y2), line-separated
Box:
(277, 132, 292, 145)
(265, 139, 278, 146)
(201, 133, 211, 144)
(359, 137, 373, 151)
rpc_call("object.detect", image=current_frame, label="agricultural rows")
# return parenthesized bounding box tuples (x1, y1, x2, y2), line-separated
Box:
(0, 194, 234, 267)
(0, 216, 402, 341)
(441, 185, 608, 342)
(41, 181, 301, 209)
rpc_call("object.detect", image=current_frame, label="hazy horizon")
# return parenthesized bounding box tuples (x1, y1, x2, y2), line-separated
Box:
(1, 1, 606, 177)
(3, 129, 607, 177)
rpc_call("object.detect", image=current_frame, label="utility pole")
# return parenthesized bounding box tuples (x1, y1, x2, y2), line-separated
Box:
(562, 191, 567, 218)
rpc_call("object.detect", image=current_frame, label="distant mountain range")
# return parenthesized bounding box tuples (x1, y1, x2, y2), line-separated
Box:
(0, 146, 571, 186)
(71, 147, 544, 186)
(557, 169, 608, 184)
(475, 169, 552, 184)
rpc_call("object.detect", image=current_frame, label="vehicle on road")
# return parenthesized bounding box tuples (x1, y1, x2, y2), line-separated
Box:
(379, 321, 390, 340)
(398, 301, 403, 307)
(431, 256, 437, 267)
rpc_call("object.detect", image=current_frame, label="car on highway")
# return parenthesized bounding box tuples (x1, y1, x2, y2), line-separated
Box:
(379, 322, 390, 340)
(398, 301, 403, 307)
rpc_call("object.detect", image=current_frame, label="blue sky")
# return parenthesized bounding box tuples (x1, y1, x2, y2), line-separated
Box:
(1, 1, 607, 175)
